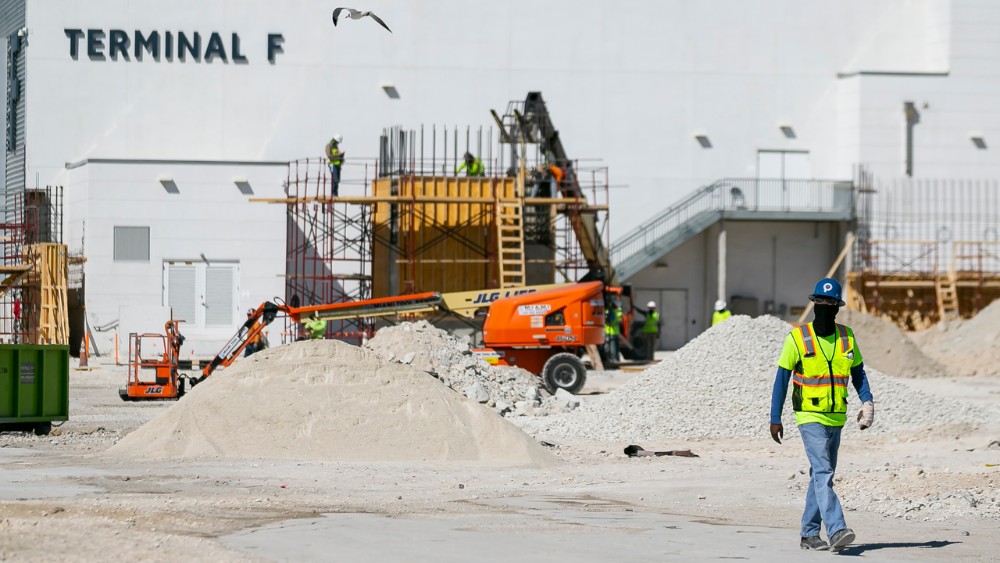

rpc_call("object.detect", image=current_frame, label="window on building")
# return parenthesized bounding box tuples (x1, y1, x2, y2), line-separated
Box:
(114, 226, 150, 262)
(163, 261, 239, 328)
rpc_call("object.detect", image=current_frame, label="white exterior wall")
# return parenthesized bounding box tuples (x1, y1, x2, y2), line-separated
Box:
(65, 161, 287, 357)
(8, 0, 1000, 352)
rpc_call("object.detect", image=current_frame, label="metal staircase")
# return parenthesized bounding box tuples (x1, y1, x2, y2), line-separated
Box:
(610, 178, 856, 281)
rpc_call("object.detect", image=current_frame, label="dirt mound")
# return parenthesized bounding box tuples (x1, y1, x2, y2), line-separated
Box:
(910, 299, 1000, 376)
(517, 315, 998, 442)
(836, 309, 948, 377)
(106, 340, 557, 466)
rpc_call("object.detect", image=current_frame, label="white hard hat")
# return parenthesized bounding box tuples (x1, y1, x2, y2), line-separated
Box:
(332, 134, 343, 144)
(714, 300, 726, 311)
(646, 301, 656, 308)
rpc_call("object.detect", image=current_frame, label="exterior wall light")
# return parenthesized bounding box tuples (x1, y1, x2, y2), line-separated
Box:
(779, 125, 796, 139)
(694, 134, 711, 148)
(971, 136, 987, 149)
(381, 83, 400, 99)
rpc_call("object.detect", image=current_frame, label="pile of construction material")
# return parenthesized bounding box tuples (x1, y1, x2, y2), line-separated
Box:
(515, 315, 1000, 443)
(107, 340, 557, 466)
(365, 321, 577, 416)
(836, 309, 947, 377)
(910, 299, 1000, 376)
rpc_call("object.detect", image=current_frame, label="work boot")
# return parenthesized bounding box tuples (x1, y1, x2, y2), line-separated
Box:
(800, 536, 829, 551)
(828, 528, 856, 552)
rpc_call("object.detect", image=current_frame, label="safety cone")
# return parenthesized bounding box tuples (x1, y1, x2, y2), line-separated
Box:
(79, 334, 89, 368)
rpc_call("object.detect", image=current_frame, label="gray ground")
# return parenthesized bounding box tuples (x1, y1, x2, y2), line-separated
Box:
(1, 357, 998, 562)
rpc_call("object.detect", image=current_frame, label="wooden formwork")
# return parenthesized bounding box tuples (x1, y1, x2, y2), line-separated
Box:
(22, 243, 69, 345)
(371, 176, 519, 297)
(846, 270, 1000, 330)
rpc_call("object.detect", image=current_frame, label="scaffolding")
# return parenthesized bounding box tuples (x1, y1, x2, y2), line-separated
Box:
(271, 94, 611, 338)
(849, 170, 1000, 328)
(0, 186, 68, 344)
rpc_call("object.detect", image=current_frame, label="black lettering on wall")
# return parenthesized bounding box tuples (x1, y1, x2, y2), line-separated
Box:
(109, 29, 130, 61)
(165, 31, 173, 60)
(204, 32, 227, 63)
(134, 30, 160, 61)
(87, 29, 106, 60)
(178, 32, 201, 61)
(231, 33, 248, 63)
(267, 33, 284, 63)
(64, 29, 84, 60)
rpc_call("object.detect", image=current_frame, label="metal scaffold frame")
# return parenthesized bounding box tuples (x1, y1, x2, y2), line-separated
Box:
(849, 168, 1000, 327)
(0, 186, 67, 344)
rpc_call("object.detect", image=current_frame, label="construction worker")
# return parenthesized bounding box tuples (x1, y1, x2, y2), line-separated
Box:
(603, 300, 623, 367)
(456, 152, 485, 177)
(769, 277, 873, 553)
(304, 311, 327, 340)
(325, 134, 345, 196)
(711, 300, 732, 326)
(633, 300, 660, 360)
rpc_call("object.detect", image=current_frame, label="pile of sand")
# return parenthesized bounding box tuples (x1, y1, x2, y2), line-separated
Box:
(836, 309, 947, 377)
(106, 340, 557, 466)
(909, 299, 1000, 376)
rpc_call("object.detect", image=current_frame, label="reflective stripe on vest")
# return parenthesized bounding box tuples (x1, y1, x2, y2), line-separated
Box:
(836, 323, 850, 354)
(798, 324, 815, 357)
(791, 374, 850, 387)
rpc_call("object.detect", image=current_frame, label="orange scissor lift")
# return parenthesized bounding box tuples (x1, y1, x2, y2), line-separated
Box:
(119, 320, 186, 401)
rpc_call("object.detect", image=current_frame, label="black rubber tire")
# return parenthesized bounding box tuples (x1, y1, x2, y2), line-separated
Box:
(33, 422, 52, 436)
(542, 353, 587, 395)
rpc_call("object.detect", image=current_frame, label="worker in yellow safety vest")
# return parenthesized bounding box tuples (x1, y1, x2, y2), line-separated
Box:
(769, 277, 874, 553)
(712, 300, 732, 326)
(633, 300, 660, 360)
(325, 134, 345, 196)
(603, 300, 623, 367)
(304, 311, 328, 340)
(456, 152, 485, 177)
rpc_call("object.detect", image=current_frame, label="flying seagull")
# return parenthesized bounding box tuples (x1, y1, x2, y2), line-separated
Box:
(332, 8, 392, 33)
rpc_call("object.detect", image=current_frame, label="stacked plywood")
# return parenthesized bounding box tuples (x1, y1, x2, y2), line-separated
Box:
(23, 243, 69, 345)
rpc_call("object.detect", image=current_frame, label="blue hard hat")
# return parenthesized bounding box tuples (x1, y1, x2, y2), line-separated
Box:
(809, 277, 845, 306)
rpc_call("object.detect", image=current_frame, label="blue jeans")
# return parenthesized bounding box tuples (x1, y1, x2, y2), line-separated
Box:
(328, 164, 341, 196)
(799, 422, 847, 538)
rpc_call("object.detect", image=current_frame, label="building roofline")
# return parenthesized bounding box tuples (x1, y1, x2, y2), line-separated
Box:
(65, 158, 290, 170)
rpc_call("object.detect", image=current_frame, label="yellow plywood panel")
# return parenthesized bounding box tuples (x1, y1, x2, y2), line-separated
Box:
(371, 176, 519, 297)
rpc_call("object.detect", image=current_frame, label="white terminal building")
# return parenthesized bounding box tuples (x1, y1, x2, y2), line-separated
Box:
(1, 0, 999, 357)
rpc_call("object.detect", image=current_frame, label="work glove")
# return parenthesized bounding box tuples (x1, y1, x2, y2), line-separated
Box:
(769, 423, 784, 444)
(857, 401, 874, 430)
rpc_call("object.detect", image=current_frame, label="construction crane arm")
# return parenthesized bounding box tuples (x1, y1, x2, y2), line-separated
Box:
(197, 301, 285, 382)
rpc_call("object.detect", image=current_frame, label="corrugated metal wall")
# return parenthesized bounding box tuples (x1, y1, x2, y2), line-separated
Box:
(0, 0, 25, 223)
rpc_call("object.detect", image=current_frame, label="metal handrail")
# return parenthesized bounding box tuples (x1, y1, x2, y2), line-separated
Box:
(611, 177, 854, 267)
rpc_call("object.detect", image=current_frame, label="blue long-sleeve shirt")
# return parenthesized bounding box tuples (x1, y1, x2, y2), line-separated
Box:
(770, 363, 873, 424)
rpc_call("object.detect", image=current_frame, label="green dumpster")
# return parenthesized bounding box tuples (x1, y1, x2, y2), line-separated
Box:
(0, 345, 69, 435)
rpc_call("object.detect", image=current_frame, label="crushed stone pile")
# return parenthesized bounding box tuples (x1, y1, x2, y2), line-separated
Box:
(835, 309, 947, 377)
(365, 321, 576, 416)
(909, 299, 1000, 376)
(107, 340, 557, 466)
(515, 315, 1000, 442)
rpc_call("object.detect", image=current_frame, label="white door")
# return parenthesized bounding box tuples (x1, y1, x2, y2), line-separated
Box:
(163, 261, 239, 329)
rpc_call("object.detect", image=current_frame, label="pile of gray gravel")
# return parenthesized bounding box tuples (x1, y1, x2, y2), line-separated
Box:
(365, 321, 577, 416)
(515, 315, 999, 442)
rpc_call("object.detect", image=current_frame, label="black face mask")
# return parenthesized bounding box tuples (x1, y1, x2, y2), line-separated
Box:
(812, 304, 839, 337)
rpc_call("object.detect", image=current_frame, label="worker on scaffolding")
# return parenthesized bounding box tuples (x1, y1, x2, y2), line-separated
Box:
(456, 152, 485, 177)
(325, 134, 345, 196)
